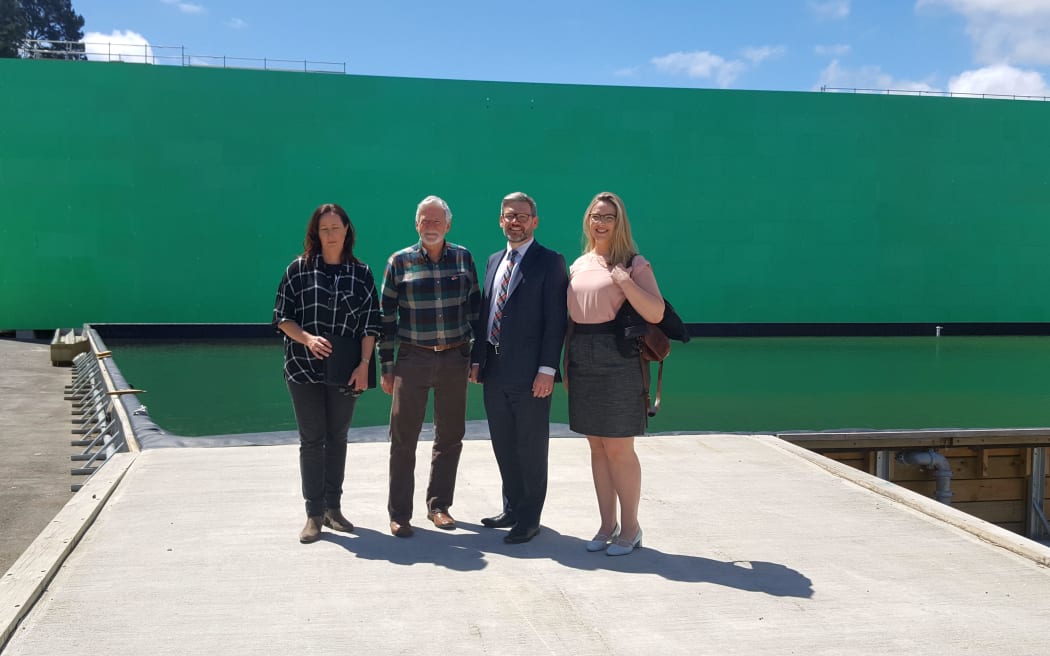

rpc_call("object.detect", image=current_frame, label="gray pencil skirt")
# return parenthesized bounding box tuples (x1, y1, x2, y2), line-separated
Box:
(567, 332, 647, 438)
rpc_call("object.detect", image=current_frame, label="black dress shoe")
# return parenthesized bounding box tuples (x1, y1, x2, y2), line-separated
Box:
(504, 525, 540, 544)
(481, 512, 518, 528)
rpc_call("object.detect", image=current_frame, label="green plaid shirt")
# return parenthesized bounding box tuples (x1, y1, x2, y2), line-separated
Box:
(379, 241, 481, 373)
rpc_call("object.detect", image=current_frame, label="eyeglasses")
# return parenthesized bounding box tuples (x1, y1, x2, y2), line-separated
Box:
(417, 218, 446, 228)
(588, 213, 617, 224)
(501, 212, 533, 223)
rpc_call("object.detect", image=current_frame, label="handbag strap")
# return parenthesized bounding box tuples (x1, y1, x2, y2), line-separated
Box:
(625, 251, 664, 418)
(639, 356, 663, 419)
(652, 360, 663, 416)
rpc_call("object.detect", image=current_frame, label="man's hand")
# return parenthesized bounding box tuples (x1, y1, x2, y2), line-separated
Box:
(532, 372, 555, 398)
(381, 373, 394, 395)
(469, 364, 480, 384)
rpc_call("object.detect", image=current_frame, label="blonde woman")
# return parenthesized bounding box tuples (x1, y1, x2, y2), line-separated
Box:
(566, 192, 664, 556)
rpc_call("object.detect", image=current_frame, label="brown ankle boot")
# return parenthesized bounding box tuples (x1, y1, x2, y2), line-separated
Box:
(299, 515, 323, 543)
(323, 509, 354, 533)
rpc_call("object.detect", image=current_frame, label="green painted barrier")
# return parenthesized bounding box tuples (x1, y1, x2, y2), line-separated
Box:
(2, 59, 1049, 328)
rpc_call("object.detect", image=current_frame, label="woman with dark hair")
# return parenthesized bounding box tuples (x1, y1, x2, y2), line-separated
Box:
(273, 203, 381, 543)
(566, 191, 664, 556)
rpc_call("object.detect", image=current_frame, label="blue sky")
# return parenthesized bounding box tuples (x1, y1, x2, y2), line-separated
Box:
(74, 1, 1050, 97)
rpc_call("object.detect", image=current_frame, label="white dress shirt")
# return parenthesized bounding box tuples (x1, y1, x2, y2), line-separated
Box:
(479, 239, 555, 376)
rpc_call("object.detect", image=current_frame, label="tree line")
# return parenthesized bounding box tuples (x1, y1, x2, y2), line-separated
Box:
(0, 0, 85, 59)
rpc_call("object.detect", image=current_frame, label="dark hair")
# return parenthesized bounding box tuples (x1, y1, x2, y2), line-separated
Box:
(303, 203, 357, 265)
(501, 191, 537, 216)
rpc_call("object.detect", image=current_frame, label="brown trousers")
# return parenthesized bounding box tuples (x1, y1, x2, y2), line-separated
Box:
(387, 343, 470, 522)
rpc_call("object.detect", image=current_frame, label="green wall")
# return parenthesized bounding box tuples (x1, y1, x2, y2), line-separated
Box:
(1, 59, 1048, 329)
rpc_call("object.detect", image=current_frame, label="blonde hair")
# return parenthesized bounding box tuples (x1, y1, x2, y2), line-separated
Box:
(581, 191, 638, 268)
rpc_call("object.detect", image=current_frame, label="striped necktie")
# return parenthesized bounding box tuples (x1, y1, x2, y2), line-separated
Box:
(489, 249, 519, 346)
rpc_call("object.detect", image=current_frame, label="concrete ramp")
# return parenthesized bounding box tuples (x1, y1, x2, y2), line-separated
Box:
(4, 434, 1050, 655)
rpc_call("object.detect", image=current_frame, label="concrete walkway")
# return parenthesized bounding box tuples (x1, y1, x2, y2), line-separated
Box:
(4, 432, 1050, 655)
(0, 338, 74, 575)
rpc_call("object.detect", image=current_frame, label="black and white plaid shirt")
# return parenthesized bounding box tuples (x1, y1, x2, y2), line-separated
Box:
(379, 241, 481, 373)
(273, 255, 382, 384)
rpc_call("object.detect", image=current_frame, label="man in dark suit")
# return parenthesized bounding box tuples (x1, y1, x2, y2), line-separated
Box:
(470, 192, 568, 544)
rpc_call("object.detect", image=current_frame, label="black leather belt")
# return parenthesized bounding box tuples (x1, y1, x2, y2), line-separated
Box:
(573, 321, 617, 335)
(406, 341, 468, 352)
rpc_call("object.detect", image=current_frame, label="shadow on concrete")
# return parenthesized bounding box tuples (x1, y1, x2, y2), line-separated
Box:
(323, 526, 488, 572)
(322, 522, 813, 598)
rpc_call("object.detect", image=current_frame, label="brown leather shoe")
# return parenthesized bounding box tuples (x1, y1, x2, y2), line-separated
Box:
(427, 509, 456, 530)
(299, 515, 323, 544)
(389, 520, 414, 538)
(323, 509, 354, 533)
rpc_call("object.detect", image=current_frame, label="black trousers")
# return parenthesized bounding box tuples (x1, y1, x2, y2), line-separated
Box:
(482, 352, 551, 530)
(287, 381, 357, 517)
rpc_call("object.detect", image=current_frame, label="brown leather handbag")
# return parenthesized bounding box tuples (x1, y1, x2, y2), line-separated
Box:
(615, 299, 687, 418)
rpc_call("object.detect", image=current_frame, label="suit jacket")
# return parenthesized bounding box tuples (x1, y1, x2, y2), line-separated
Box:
(471, 240, 568, 385)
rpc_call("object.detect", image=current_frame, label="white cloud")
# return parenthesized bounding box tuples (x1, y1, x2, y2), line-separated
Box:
(614, 66, 639, 77)
(809, 1, 850, 20)
(82, 30, 154, 64)
(971, 20, 1050, 65)
(648, 44, 784, 88)
(918, 0, 1050, 17)
(651, 51, 747, 88)
(816, 59, 936, 92)
(815, 44, 851, 57)
(161, 0, 206, 15)
(948, 63, 1050, 97)
(742, 45, 786, 64)
(917, 0, 1050, 65)
(651, 51, 751, 88)
(227, 17, 246, 29)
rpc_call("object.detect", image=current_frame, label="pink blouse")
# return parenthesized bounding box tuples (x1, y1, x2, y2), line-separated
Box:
(567, 252, 662, 324)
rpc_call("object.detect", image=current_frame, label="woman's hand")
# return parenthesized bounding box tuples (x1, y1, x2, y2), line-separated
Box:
(610, 264, 632, 287)
(277, 321, 335, 360)
(348, 361, 369, 392)
(613, 259, 664, 323)
(305, 334, 332, 359)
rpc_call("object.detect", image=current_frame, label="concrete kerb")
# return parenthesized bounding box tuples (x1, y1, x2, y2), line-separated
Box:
(0, 451, 137, 650)
(759, 434, 1050, 568)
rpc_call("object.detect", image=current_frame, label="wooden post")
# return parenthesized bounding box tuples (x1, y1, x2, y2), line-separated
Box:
(1027, 448, 1048, 540)
(978, 447, 990, 478)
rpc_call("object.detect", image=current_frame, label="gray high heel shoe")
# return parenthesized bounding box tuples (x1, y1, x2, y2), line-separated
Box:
(606, 527, 643, 556)
(585, 524, 620, 552)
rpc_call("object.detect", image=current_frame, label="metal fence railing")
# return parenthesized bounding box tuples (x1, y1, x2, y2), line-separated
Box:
(64, 330, 142, 491)
(820, 85, 1050, 102)
(66, 353, 125, 489)
(22, 39, 346, 74)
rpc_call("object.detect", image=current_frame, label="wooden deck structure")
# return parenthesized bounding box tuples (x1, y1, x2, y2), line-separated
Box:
(779, 429, 1050, 539)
